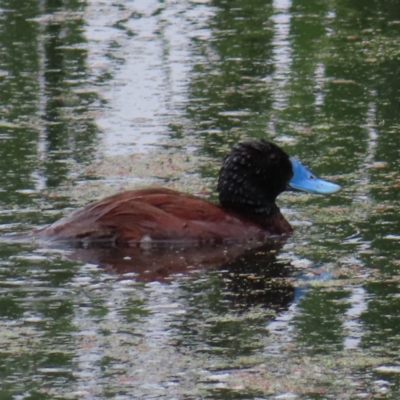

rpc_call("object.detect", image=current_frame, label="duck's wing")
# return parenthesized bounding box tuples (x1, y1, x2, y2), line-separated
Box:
(35, 188, 265, 245)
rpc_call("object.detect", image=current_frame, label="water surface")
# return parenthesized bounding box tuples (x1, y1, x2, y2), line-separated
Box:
(1, 0, 400, 398)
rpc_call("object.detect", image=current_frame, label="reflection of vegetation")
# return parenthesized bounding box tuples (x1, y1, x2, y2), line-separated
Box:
(0, 1, 40, 207)
(121, 298, 150, 323)
(42, 1, 99, 189)
(0, 296, 24, 319)
(174, 246, 294, 359)
(0, 0, 99, 209)
(294, 288, 349, 352)
(187, 0, 275, 154)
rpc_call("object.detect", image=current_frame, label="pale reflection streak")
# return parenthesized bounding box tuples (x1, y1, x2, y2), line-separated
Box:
(85, 0, 167, 155)
(84, 0, 198, 155)
(34, 0, 48, 192)
(270, 0, 292, 114)
(343, 287, 368, 350)
(71, 268, 195, 398)
(266, 302, 297, 352)
(264, 0, 297, 343)
(71, 266, 108, 397)
(341, 94, 378, 350)
(314, 62, 325, 108)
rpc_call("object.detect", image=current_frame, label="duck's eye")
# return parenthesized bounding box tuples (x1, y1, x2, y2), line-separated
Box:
(309, 174, 316, 180)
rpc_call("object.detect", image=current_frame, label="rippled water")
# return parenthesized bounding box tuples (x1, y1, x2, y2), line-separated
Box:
(1, 0, 400, 398)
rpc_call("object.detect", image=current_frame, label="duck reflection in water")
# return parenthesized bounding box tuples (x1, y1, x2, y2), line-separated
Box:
(66, 240, 296, 313)
(33, 140, 340, 311)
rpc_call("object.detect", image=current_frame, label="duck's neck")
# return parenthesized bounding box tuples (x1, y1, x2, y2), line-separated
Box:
(217, 174, 293, 234)
(221, 201, 293, 235)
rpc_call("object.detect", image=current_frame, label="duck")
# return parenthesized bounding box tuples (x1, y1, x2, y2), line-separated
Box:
(34, 140, 340, 246)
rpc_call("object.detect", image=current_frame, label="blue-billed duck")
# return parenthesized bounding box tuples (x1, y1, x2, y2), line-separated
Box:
(35, 140, 340, 246)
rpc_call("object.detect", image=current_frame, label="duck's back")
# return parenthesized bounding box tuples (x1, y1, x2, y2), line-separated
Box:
(36, 188, 288, 246)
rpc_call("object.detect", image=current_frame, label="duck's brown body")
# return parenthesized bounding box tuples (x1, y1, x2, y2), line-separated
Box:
(36, 187, 292, 246)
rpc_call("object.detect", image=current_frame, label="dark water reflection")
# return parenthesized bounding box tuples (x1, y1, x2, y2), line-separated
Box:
(1, 0, 400, 398)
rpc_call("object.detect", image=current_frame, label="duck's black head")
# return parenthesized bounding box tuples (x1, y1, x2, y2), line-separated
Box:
(217, 140, 341, 219)
(217, 140, 292, 217)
